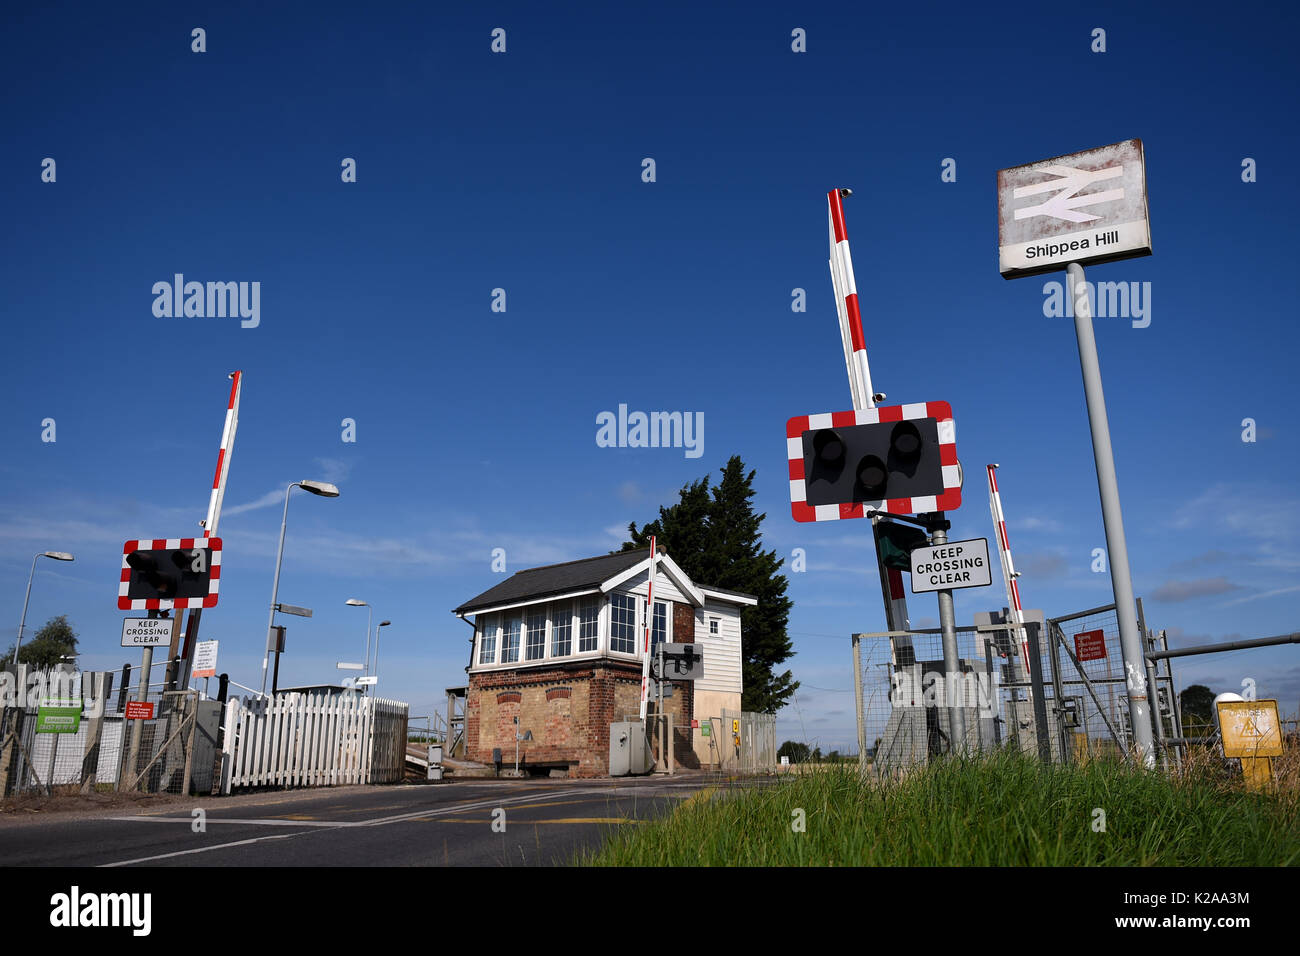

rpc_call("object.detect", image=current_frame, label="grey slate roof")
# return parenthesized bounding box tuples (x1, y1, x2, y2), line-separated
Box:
(453, 549, 651, 615)
(453, 547, 758, 615)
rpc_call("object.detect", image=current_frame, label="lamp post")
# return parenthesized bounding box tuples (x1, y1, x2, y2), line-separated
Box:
(370, 621, 391, 695)
(261, 480, 339, 697)
(346, 598, 372, 680)
(14, 551, 74, 665)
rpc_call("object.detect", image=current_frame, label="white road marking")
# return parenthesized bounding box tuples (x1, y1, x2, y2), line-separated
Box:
(97, 787, 611, 866)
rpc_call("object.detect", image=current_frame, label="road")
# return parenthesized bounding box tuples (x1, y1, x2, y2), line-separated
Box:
(0, 775, 727, 867)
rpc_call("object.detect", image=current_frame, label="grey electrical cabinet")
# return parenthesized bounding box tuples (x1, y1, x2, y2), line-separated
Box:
(609, 720, 653, 776)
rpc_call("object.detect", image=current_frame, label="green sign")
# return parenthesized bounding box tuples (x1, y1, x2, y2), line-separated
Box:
(701, 724, 711, 737)
(36, 699, 83, 734)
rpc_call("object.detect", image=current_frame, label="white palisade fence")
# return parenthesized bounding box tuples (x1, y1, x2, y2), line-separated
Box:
(220, 692, 408, 793)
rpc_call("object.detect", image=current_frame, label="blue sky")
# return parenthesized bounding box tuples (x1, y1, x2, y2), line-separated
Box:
(2, 2, 1297, 750)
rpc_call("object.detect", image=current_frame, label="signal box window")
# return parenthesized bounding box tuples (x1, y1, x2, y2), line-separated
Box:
(611, 593, 637, 654)
(578, 597, 599, 652)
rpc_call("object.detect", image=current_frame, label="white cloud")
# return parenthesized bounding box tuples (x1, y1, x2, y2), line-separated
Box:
(1150, 577, 1240, 602)
(222, 488, 287, 517)
(1219, 584, 1300, 608)
(313, 457, 352, 485)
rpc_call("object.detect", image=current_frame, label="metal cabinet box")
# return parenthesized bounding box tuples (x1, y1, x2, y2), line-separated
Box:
(609, 720, 653, 776)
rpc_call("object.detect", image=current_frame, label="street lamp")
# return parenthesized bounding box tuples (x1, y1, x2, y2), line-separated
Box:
(14, 551, 75, 665)
(370, 621, 391, 695)
(261, 480, 340, 697)
(346, 598, 372, 680)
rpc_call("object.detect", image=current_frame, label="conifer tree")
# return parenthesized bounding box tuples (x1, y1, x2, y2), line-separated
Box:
(622, 456, 797, 713)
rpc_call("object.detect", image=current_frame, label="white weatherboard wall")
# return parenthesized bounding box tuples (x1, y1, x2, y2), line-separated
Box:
(693, 600, 743, 766)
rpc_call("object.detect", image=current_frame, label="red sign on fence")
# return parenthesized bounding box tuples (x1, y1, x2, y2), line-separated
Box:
(125, 701, 155, 720)
(1074, 629, 1107, 662)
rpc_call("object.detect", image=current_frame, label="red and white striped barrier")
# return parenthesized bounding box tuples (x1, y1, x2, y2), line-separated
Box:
(827, 189, 875, 410)
(987, 464, 1030, 674)
(639, 536, 656, 722)
(204, 370, 242, 538)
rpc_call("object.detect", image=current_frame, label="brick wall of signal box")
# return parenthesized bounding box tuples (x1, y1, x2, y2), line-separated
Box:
(464, 600, 698, 776)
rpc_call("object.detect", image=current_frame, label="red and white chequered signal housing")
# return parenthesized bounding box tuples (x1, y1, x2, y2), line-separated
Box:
(203, 370, 242, 538)
(118, 538, 222, 610)
(987, 465, 1030, 674)
(787, 402, 960, 521)
(827, 189, 875, 410)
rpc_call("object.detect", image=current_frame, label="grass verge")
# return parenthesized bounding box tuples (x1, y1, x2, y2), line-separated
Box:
(581, 749, 1300, 866)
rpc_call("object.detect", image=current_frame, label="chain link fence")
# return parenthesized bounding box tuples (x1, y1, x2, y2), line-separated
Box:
(1, 664, 220, 796)
(860, 599, 1191, 774)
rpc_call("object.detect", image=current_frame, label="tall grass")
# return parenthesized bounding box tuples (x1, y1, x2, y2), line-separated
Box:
(582, 749, 1300, 866)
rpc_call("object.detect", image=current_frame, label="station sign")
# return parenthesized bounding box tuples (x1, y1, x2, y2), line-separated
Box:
(998, 139, 1151, 279)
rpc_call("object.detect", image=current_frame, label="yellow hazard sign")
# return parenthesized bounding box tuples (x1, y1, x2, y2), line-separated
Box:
(1217, 699, 1283, 758)
(732, 719, 740, 735)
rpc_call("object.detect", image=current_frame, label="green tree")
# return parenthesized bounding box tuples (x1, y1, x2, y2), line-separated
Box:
(622, 456, 798, 714)
(778, 740, 811, 763)
(4, 615, 79, 669)
(1180, 683, 1216, 736)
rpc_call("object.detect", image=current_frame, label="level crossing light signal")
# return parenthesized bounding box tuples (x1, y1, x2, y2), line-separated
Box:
(787, 402, 961, 521)
(119, 537, 222, 610)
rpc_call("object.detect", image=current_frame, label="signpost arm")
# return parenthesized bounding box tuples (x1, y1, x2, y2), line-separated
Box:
(179, 371, 243, 686)
(827, 190, 917, 661)
(1067, 262, 1154, 768)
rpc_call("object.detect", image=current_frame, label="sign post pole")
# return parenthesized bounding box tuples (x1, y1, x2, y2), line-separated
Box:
(123, 644, 152, 792)
(997, 140, 1155, 769)
(1067, 262, 1154, 768)
(928, 521, 965, 752)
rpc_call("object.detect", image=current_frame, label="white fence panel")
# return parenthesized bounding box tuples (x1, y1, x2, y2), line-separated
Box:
(221, 693, 407, 793)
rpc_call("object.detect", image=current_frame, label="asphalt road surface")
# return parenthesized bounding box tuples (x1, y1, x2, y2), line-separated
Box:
(0, 775, 727, 867)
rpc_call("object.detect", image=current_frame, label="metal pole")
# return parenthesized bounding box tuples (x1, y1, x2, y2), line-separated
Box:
(1046, 620, 1069, 763)
(260, 483, 296, 698)
(929, 520, 965, 752)
(1067, 261, 1154, 768)
(14, 553, 42, 664)
(984, 640, 1001, 747)
(1136, 598, 1167, 771)
(1025, 622, 1052, 763)
(852, 634, 866, 768)
(362, 605, 373, 679)
(371, 623, 384, 697)
(117, 664, 131, 713)
(1161, 630, 1184, 770)
(124, 645, 153, 790)
(1146, 632, 1300, 660)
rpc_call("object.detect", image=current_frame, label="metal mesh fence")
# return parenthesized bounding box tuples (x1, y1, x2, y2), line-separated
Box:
(1046, 605, 1178, 764)
(859, 600, 1186, 773)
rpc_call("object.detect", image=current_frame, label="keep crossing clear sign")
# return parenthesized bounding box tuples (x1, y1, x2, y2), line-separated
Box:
(120, 617, 177, 647)
(909, 538, 992, 593)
